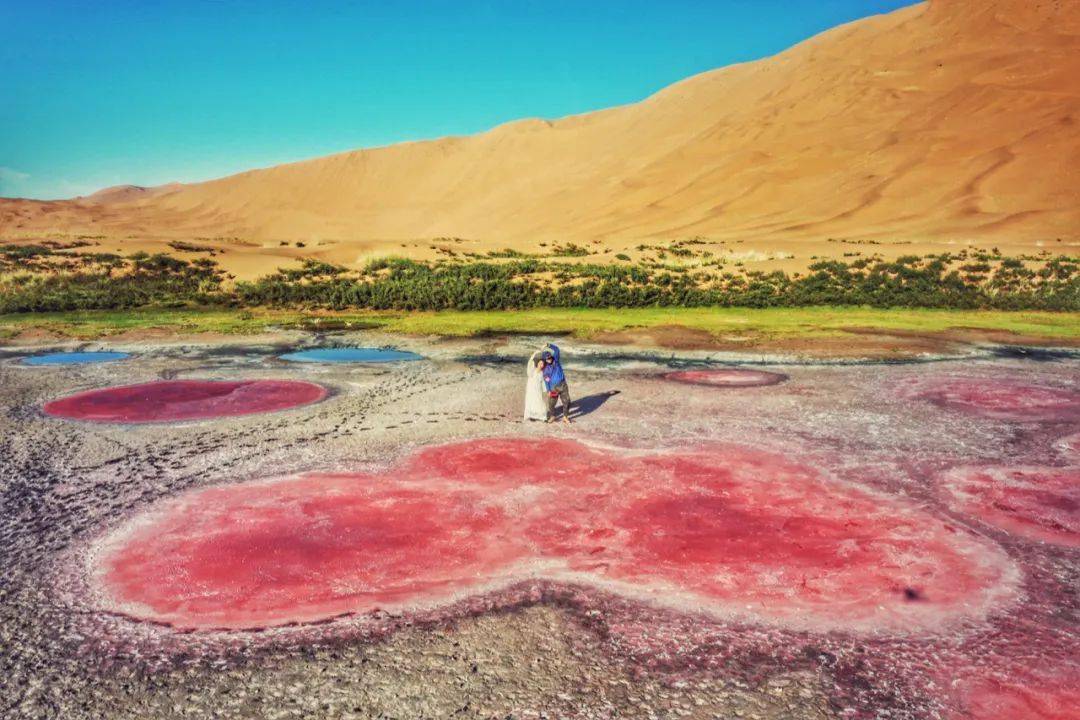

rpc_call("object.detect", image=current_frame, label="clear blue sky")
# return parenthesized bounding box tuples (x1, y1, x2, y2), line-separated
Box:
(0, 0, 914, 200)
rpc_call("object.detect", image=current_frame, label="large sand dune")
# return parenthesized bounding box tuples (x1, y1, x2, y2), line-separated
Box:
(2, 0, 1078, 276)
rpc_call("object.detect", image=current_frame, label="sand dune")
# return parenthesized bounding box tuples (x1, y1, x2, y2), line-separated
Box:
(80, 183, 182, 204)
(2, 0, 1078, 277)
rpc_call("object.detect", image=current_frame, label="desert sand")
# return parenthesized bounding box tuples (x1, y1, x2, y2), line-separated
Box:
(2, 0, 1079, 280)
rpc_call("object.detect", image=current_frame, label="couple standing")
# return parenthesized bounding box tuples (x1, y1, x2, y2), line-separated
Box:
(524, 342, 572, 424)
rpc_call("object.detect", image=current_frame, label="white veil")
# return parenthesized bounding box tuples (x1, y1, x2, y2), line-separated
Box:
(524, 351, 548, 421)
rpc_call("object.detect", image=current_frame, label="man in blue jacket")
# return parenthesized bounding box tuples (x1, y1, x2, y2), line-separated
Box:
(541, 342, 572, 424)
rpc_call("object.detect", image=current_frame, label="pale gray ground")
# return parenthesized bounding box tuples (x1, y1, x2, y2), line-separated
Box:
(1, 334, 1076, 719)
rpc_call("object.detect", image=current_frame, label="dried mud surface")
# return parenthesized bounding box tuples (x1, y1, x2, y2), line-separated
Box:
(1, 335, 1077, 719)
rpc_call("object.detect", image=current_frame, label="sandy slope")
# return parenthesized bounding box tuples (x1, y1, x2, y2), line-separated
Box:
(2, 0, 1078, 278)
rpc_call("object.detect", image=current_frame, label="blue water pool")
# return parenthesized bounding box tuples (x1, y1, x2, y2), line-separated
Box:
(279, 347, 423, 363)
(22, 351, 130, 366)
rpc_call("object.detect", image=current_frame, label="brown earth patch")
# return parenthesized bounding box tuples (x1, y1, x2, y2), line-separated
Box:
(590, 325, 725, 351)
(940, 327, 1080, 348)
(590, 324, 965, 358)
(5, 328, 70, 345)
(591, 323, 1078, 359)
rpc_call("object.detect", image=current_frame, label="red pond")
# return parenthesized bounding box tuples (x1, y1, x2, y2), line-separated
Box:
(949, 667, 1080, 720)
(662, 369, 788, 387)
(43, 379, 327, 423)
(93, 438, 1015, 632)
(940, 465, 1080, 547)
(900, 377, 1080, 422)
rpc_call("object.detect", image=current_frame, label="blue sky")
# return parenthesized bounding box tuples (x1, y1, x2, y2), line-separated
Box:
(0, 0, 914, 199)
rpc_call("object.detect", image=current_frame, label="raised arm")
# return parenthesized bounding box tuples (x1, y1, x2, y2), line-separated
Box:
(546, 343, 560, 363)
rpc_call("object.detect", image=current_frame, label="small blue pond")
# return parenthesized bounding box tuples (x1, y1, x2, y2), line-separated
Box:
(22, 351, 130, 366)
(279, 347, 423, 364)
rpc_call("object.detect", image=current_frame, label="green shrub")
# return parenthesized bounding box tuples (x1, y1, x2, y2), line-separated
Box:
(1, 242, 1076, 313)
(549, 243, 590, 257)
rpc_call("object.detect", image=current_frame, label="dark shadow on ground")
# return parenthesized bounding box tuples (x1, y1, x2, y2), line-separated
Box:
(987, 346, 1080, 363)
(569, 390, 620, 419)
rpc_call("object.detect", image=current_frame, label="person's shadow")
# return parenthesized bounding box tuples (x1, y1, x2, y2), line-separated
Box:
(569, 390, 620, 420)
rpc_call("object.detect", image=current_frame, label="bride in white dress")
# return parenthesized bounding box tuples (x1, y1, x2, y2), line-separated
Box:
(524, 351, 548, 421)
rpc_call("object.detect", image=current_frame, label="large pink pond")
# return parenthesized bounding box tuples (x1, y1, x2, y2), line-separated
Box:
(93, 438, 1014, 632)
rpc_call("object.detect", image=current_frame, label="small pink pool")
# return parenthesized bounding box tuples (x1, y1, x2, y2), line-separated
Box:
(662, 369, 788, 387)
(900, 377, 1080, 422)
(940, 465, 1080, 547)
(43, 379, 328, 423)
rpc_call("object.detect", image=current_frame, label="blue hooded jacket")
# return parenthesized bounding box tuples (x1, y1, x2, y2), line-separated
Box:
(541, 343, 565, 391)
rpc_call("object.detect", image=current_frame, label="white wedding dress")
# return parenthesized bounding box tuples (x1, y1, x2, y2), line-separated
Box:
(524, 352, 548, 421)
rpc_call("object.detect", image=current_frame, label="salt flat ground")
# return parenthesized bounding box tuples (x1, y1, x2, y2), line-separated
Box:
(1, 334, 1077, 719)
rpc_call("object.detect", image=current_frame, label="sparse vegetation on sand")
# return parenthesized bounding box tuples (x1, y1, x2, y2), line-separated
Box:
(234, 253, 1079, 312)
(0, 246, 226, 313)
(0, 243, 1077, 321)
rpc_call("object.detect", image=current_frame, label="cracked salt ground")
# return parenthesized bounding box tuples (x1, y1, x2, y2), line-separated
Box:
(1, 337, 1077, 719)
